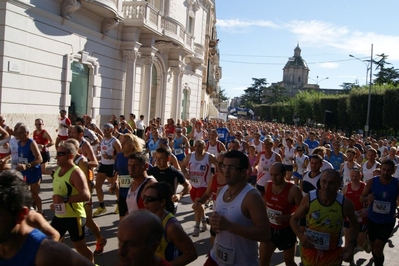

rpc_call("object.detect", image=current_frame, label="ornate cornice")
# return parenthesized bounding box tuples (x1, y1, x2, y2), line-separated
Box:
(123, 50, 141, 61)
(101, 18, 119, 35)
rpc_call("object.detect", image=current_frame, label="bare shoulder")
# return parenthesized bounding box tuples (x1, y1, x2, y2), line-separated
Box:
(36, 239, 93, 266)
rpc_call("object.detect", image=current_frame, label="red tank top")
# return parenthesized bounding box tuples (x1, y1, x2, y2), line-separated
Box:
(264, 181, 296, 229)
(210, 173, 226, 200)
(33, 130, 49, 153)
(345, 182, 367, 224)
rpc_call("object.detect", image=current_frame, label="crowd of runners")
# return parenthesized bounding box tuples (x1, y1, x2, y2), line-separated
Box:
(0, 110, 399, 266)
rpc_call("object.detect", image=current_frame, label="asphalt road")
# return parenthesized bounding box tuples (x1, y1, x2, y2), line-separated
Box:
(38, 171, 399, 266)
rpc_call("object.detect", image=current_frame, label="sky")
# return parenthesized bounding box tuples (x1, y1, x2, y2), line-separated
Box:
(215, 0, 399, 99)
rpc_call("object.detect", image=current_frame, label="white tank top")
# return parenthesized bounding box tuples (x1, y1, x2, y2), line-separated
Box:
(250, 140, 263, 153)
(257, 152, 277, 186)
(9, 137, 19, 169)
(100, 136, 116, 165)
(126, 177, 154, 213)
(188, 152, 211, 188)
(193, 129, 204, 140)
(283, 146, 295, 165)
(58, 117, 69, 136)
(210, 184, 259, 266)
(342, 162, 353, 185)
(206, 142, 220, 157)
(362, 161, 379, 182)
(295, 154, 308, 175)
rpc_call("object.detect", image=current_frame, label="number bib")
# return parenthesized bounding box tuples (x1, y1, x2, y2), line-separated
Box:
(305, 228, 330, 250)
(266, 207, 282, 225)
(372, 200, 391, 214)
(119, 175, 132, 188)
(262, 166, 269, 172)
(215, 243, 235, 265)
(174, 148, 183, 155)
(54, 203, 66, 215)
(218, 133, 224, 138)
(190, 177, 199, 184)
(18, 157, 28, 165)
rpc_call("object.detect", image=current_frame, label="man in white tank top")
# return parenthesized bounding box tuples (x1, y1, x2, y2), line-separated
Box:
(93, 123, 122, 217)
(340, 148, 361, 186)
(254, 138, 282, 196)
(180, 139, 217, 237)
(206, 129, 226, 173)
(361, 148, 380, 182)
(206, 150, 270, 266)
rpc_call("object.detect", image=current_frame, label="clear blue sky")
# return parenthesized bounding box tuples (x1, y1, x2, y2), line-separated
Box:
(216, 0, 399, 99)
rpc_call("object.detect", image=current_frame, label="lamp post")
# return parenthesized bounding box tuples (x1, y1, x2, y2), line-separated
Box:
(349, 54, 370, 86)
(309, 76, 329, 85)
(349, 44, 373, 136)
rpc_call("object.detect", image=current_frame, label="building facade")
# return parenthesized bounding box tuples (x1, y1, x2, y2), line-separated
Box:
(0, 0, 220, 131)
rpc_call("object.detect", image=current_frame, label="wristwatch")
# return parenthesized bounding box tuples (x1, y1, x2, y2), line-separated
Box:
(63, 196, 69, 203)
(26, 163, 32, 169)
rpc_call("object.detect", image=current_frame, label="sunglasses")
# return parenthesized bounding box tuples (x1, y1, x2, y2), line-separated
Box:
(35, 123, 42, 126)
(142, 195, 162, 203)
(56, 152, 70, 156)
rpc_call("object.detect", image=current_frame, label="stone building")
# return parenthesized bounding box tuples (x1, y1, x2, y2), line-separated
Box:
(0, 0, 220, 131)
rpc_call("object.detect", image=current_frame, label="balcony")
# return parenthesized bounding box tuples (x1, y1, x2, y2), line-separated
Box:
(122, 1, 193, 50)
(81, 0, 122, 19)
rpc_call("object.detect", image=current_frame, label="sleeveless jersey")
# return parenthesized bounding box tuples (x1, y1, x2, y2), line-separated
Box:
(155, 212, 182, 262)
(306, 190, 345, 251)
(250, 140, 263, 153)
(328, 151, 345, 171)
(173, 136, 185, 161)
(18, 139, 41, 182)
(193, 129, 204, 140)
(264, 181, 296, 229)
(53, 165, 86, 218)
(33, 130, 49, 153)
(345, 182, 366, 224)
(294, 154, 308, 175)
(206, 141, 222, 157)
(188, 152, 211, 188)
(114, 152, 131, 197)
(368, 177, 398, 224)
(302, 171, 322, 195)
(58, 117, 70, 136)
(210, 184, 259, 266)
(256, 151, 277, 186)
(0, 229, 47, 266)
(362, 161, 379, 182)
(126, 177, 153, 213)
(282, 146, 295, 165)
(147, 138, 160, 159)
(210, 173, 226, 201)
(100, 136, 117, 165)
(342, 162, 357, 185)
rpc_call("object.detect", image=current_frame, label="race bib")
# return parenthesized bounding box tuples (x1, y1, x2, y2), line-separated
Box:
(215, 243, 235, 265)
(150, 150, 156, 157)
(218, 133, 224, 138)
(18, 157, 28, 165)
(174, 148, 183, 155)
(372, 200, 391, 214)
(267, 207, 282, 225)
(262, 166, 269, 172)
(11, 160, 18, 170)
(54, 203, 66, 215)
(305, 228, 330, 250)
(190, 177, 199, 184)
(119, 175, 132, 188)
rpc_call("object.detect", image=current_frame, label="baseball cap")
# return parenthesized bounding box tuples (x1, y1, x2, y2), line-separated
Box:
(104, 123, 114, 129)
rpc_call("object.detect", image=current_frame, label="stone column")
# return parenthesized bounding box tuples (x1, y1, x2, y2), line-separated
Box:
(140, 55, 155, 122)
(123, 47, 140, 117)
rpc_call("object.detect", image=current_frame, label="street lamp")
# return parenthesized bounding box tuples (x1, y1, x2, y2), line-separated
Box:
(349, 44, 373, 136)
(309, 76, 329, 85)
(349, 54, 370, 86)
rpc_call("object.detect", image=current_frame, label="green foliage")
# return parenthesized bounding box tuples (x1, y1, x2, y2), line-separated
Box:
(243, 78, 268, 104)
(218, 87, 229, 102)
(383, 89, 399, 132)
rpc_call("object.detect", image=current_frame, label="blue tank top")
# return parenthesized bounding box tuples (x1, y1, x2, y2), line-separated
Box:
(18, 139, 41, 182)
(328, 152, 345, 171)
(173, 136, 185, 161)
(0, 229, 47, 266)
(114, 152, 130, 197)
(368, 177, 398, 224)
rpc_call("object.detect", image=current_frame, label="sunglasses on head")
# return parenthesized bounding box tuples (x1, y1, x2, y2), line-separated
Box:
(56, 152, 70, 156)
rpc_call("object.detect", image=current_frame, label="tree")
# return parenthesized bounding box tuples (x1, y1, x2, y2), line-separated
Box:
(373, 53, 399, 86)
(218, 87, 229, 102)
(340, 82, 356, 91)
(243, 78, 268, 104)
(264, 85, 288, 104)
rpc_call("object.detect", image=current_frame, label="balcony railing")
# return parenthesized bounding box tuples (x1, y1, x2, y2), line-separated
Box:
(122, 1, 193, 50)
